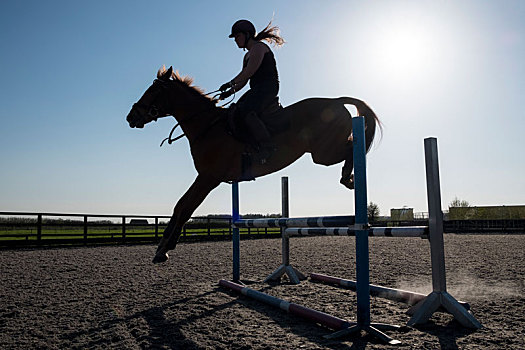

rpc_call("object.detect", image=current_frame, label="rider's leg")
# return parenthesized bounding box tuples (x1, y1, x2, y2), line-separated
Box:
(235, 86, 279, 163)
(244, 111, 276, 164)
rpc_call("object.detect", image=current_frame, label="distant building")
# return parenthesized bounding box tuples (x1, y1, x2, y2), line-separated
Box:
(390, 208, 414, 221)
(129, 219, 149, 225)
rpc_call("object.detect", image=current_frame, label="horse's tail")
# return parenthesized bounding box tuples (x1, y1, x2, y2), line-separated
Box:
(337, 97, 382, 153)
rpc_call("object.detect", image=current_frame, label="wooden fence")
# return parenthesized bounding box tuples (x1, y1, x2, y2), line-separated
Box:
(377, 219, 525, 234)
(444, 219, 525, 234)
(1, 212, 523, 248)
(0, 212, 281, 248)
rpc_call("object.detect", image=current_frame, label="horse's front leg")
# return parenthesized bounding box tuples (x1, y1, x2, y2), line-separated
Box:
(153, 174, 220, 264)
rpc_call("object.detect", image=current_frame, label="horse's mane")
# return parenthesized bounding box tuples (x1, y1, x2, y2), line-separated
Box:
(157, 66, 215, 104)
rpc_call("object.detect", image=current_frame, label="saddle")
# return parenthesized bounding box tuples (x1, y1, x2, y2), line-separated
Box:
(225, 98, 288, 182)
(226, 97, 287, 142)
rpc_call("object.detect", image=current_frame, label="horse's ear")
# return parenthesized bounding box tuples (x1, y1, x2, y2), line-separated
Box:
(165, 66, 173, 80)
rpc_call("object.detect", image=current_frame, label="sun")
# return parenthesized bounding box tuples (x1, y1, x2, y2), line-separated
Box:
(365, 16, 439, 85)
(384, 31, 426, 70)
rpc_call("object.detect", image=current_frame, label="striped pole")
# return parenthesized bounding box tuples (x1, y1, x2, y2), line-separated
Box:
(285, 226, 428, 238)
(233, 215, 355, 228)
(310, 273, 471, 309)
(311, 273, 425, 305)
(219, 279, 355, 331)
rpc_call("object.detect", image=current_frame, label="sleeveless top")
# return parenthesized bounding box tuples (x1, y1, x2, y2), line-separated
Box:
(244, 43, 279, 92)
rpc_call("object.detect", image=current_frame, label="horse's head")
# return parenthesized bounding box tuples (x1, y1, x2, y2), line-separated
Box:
(126, 66, 173, 128)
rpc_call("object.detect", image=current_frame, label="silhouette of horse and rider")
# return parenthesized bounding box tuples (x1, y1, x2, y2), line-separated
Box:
(126, 19, 381, 263)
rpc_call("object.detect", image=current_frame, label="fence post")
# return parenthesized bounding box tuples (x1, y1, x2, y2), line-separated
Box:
(155, 217, 159, 240)
(37, 214, 42, 243)
(207, 217, 211, 236)
(84, 216, 88, 244)
(122, 216, 126, 240)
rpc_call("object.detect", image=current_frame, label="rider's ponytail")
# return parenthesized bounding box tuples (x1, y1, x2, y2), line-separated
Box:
(254, 21, 285, 47)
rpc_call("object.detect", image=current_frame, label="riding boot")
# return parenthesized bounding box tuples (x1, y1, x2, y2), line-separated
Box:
(244, 111, 276, 164)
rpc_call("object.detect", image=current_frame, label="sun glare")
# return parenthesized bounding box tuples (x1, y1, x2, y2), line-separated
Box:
(365, 15, 440, 85)
(384, 31, 425, 69)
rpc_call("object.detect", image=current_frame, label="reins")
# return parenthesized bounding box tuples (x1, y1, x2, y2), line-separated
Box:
(160, 123, 185, 147)
(203, 89, 221, 97)
(159, 88, 236, 147)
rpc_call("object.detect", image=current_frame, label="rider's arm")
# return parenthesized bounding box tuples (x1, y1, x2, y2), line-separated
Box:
(230, 42, 267, 91)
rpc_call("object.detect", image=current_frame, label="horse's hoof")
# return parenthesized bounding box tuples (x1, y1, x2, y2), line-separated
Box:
(339, 178, 355, 190)
(152, 252, 169, 264)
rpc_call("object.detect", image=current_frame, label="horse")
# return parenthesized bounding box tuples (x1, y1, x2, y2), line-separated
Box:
(126, 66, 381, 263)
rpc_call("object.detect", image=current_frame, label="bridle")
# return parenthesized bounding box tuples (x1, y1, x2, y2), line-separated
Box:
(131, 78, 235, 147)
(131, 79, 172, 123)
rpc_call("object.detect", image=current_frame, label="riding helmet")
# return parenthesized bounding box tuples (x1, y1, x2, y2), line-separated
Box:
(229, 19, 256, 38)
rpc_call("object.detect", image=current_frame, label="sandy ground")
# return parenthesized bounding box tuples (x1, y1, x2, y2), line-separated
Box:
(1, 234, 524, 349)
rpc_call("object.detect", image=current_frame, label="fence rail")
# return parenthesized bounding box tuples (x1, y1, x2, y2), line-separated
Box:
(0, 211, 281, 248)
(1, 212, 523, 248)
(377, 219, 525, 234)
(444, 219, 525, 234)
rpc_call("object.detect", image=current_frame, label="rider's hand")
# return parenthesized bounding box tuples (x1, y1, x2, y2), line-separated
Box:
(219, 81, 233, 92)
(219, 89, 233, 100)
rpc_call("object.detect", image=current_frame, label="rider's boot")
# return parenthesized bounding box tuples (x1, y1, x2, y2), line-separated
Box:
(245, 111, 276, 164)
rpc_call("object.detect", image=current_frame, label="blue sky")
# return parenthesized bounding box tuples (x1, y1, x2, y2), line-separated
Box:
(1, 0, 524, 217)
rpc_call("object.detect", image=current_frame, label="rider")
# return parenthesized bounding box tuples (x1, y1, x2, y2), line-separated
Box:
(219, 19, 285, 164)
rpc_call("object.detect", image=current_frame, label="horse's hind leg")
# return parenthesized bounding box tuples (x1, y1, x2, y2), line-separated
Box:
(340, 143, 354, 190)
(153, 174, 220, 264)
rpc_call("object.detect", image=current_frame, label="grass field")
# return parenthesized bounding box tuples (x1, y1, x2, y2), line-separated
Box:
(0, 224, 281, 243)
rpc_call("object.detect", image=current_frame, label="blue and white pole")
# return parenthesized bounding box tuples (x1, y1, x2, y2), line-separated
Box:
(232, 181, 240, 282)
(326, 116, 401, 345)
(352, 116, 371, 327)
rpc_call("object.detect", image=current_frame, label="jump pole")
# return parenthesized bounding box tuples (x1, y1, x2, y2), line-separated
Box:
(309, 138, 480, 329)
(219, 279, 355, 331)
(232, 181, 240, 282)
(309, 273, 470, 310)
(264, 177, 306, 284)
(325, 116, 401, 344)
(235, 215, 356, 228)
(231, 178, 355, 283)
(405, 138, 482, 329)
(311, 273, 428, 305)
(284, 226, 428, 238)
(226, 123, 480, 343)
